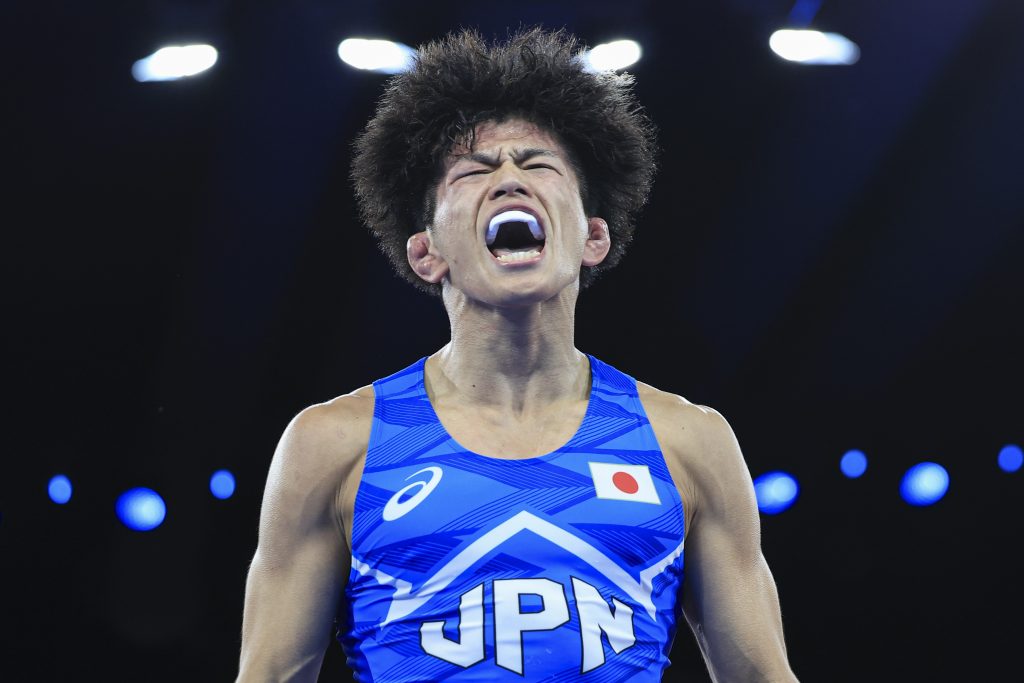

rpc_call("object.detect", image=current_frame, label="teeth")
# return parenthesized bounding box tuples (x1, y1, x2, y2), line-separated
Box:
(486, 210, 545, 245)
(495, 249, 541, 262)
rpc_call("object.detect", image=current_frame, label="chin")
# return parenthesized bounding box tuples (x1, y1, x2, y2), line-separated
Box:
(445, 266, 580, 308)
(488, 276, 579, 308)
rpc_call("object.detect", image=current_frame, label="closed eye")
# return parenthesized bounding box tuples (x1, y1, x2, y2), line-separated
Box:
(524, 163, 556, 171)
(457, 168, 490, 179)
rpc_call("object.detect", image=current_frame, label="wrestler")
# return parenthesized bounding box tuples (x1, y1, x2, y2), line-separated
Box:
(237, 27, 798, 682)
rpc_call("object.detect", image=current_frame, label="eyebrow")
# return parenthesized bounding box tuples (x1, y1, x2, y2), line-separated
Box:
(462, 147, 561, 167)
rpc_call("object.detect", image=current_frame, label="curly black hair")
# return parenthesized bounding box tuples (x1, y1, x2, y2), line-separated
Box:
(351, 26, 658, 295)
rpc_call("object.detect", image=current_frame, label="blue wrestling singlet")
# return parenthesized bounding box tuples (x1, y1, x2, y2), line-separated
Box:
(338, 355, 686, 682)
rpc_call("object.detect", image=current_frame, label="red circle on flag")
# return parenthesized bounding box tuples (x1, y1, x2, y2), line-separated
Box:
(612, 471, 639, 494)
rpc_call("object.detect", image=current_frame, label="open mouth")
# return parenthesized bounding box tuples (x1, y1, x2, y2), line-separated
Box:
(486, 210, 546, 263)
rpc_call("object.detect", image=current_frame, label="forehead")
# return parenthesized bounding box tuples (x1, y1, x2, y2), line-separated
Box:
(446, 118, 566, 164)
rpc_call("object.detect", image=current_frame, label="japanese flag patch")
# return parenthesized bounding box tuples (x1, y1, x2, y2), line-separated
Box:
(588, 462, 661, 505)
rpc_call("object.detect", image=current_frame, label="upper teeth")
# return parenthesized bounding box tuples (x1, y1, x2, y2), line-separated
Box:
(486, 210, 545, 245)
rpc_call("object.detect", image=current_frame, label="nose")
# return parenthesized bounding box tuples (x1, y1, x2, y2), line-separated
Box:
(488, 164, 533, 201)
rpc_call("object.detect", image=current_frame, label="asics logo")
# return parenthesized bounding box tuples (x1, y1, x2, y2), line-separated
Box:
(382, 466, 443, 521)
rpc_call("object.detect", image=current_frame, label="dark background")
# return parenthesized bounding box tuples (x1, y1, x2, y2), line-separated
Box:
(5, 0, 1023, 680)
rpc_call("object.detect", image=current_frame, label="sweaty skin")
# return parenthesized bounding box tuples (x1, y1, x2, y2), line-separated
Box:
(236, 118, 798, 682)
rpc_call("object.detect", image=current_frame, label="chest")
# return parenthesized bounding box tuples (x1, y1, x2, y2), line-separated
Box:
(353, 390, 686, 565)
(432, 399, 590, 459)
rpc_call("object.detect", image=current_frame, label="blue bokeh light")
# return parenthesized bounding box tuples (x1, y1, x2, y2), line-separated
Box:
(210, 469, 236, 499)
(899, 462, 949, 506)
(116, 487, 166, 531)
(840, 449, 868, 478)
(998, 444, 1022, 473)
(48, 475, 73, 504)
(753, 471, 799, 515)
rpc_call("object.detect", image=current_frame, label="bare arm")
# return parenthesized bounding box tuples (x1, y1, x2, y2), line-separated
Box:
(236, 395, 370, 682)
(680, 406, 798, 682)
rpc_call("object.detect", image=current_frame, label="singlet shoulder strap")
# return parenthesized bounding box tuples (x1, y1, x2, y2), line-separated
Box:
(580, 355, 665, 460)
(371, 356, 428, 402)
(585, 354, 650, 420)
(366, 357, 439, 469)
(587, 354, 637, 396)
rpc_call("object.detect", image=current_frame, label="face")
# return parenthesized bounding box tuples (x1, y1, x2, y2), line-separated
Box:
(408, 118, 609, 307)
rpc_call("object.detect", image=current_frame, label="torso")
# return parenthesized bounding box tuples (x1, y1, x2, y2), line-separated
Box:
(333, 370, 699, 553)
(329, 355, 701, 681)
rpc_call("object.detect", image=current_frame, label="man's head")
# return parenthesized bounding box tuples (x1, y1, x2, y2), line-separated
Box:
(351, 27, 657, 297)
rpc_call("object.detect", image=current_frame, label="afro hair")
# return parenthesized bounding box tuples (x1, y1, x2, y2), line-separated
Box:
(351, 26, 658, 295)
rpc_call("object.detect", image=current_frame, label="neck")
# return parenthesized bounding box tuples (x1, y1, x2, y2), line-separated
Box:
(428, 287, 588, 416)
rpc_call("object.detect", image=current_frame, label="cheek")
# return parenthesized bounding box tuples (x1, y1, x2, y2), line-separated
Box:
(559, 188, 587, 222)
(432, 198, 455, 230)
(430, 204, 462, 251)
(559, 203, 589, 245)
(433, 192, 478, 238)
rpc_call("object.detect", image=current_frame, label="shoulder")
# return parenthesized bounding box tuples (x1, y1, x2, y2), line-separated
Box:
(257, 386, 376, 554)
(636, 381, 752, 528)
(636, 381, 738, 463)
(287, 385, 376, 449)
(268, 385, 376, 493)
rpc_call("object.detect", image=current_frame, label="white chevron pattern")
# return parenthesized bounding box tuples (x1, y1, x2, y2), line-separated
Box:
(352, 510, 684, 626)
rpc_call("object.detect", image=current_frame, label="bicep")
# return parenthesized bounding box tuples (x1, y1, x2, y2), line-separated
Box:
(681, 408, 795, 682)
(237, 408, 352, 683)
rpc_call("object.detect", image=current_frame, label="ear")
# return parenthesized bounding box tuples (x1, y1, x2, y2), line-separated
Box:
(407, 230, 449, 284)
(581, 217, 611, 267)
